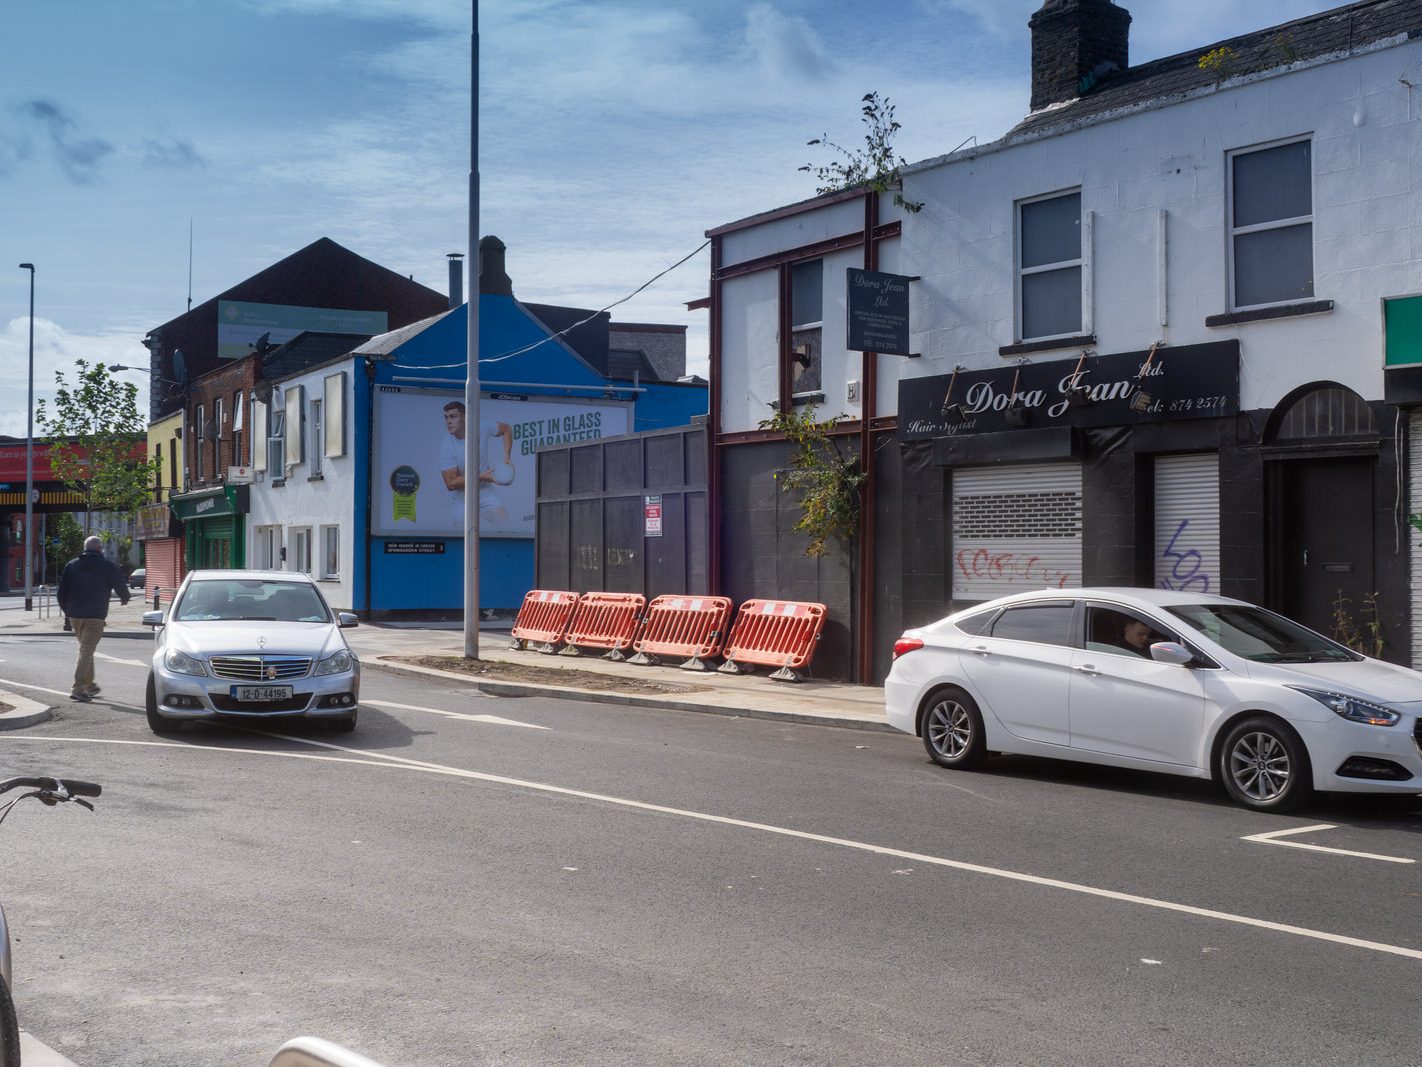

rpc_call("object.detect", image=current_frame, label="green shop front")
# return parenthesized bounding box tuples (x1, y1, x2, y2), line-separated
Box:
(169, 485, 249, 570)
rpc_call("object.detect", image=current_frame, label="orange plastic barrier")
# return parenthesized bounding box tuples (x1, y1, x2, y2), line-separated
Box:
(561, 592, 647, 660)
(509, 589, 579, 651)
(629, 595, 733, 671)
(719, 599, 827, 682)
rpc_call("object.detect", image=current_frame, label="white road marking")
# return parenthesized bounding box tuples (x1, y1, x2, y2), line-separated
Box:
(363, 698, 548, 729)
(96, 651, 150, 668)
(8, 733, 1422, 963)
(0, 677, 74, 698)
(1241, 823, 1415, 864)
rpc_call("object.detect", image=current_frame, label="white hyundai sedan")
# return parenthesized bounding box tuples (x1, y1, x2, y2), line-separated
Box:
(143, 570, 361, 734)
(885, 588, 1422, 812)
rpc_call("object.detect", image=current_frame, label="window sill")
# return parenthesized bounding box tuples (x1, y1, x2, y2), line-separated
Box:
(270, 479, 286, 488)
(999, 334, 1095, 357)
(307, 474, 324, 482)
(791, 391, 825, 407)
(1205, 299, 1333, 327)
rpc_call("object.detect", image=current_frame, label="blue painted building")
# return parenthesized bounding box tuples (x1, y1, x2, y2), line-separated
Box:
(349, 237, 707, 615)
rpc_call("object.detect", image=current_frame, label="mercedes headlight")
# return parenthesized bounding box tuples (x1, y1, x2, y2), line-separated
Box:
(1288, 687, 1400, 726)
(314, 649, 353, 676)
(164, 648, 207, 676)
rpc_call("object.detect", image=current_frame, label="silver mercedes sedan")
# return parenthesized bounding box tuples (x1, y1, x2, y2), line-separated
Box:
(143, 570, 360, 734)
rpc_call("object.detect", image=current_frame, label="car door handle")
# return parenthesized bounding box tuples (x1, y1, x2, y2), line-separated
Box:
(1074, 664, 1101, 676)
(970, 645, 992, 656)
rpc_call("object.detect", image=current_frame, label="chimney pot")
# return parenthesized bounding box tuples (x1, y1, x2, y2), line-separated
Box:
(447, 252, 464, 309)
(1028, 0, 1131, 112)
(478, 235, 513, 297)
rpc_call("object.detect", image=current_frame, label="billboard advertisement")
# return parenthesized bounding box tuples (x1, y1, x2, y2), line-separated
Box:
(217, 300, 388, 360)
(371, 387, 632, 538)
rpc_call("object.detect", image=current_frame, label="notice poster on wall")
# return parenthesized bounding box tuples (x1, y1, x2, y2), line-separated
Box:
(372, 387, 631, 538)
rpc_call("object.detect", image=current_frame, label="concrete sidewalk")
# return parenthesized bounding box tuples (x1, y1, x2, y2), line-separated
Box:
(0, 593, 891, 732)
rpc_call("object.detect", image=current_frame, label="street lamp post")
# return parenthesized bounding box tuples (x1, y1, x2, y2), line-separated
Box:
(18, 263, 35, 612)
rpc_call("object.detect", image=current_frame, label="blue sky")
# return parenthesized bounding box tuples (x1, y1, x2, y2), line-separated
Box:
(1, 0, 1338, 436)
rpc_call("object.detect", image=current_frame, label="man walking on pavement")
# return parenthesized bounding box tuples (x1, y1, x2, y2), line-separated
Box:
(57, 535, 130, 702)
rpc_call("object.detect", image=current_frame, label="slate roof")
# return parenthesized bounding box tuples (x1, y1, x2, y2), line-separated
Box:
(351, 310, 456, 356)
(1009, 0, 1422, 139)
(260, 331, 370, 381)
(522, 302, 612, 373)
(606, 347, 658, 382)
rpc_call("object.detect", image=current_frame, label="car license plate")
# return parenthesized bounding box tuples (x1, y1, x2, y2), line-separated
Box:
(230, 684, 294, 702)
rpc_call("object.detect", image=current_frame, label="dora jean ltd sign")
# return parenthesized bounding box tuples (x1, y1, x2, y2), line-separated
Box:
(897, 340, 1240, 442)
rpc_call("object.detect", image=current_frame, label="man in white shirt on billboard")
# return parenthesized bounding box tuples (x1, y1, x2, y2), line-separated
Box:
(439, 400, 514, 529)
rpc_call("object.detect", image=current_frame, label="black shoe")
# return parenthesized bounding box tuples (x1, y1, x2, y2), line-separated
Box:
(87, 685, 101, 696)
(70, 691, 92, 703)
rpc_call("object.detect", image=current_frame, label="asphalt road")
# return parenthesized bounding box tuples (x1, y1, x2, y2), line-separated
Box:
(1, 631, 1420, 1066)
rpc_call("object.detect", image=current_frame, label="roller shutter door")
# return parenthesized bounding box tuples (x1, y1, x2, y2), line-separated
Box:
(1154, 453, 1220, 595)
(144, 538, 185, 606)
(193, 515, 236, 570)
(1411, 414, 1422, 669)
(951, 462, 1082, 601)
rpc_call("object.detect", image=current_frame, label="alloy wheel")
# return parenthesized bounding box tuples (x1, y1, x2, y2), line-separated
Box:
(928, 700, 972, 759)
(1228, 730, 1292, 803)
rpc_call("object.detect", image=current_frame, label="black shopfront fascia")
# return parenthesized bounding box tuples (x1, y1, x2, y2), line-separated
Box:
(898, 340, 1241, 444)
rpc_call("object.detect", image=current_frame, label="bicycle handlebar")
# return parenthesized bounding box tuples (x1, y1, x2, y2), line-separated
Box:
(0, 776, 102, 799)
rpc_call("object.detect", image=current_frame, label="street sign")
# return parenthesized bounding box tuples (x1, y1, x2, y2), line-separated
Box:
(228, 465, 254, 484)
(644, 494, 663, 537)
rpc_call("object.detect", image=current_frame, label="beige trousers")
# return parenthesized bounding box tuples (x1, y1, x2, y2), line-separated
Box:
(70, 618, 106, 694)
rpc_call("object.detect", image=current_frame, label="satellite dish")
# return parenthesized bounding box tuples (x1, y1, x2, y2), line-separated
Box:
(172, 348, 188, 386)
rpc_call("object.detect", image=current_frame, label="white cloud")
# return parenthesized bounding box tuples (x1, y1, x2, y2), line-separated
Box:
(745, 4, 837, 82)
(0, 318, 150, 439)
(919, 0, 1035, 41)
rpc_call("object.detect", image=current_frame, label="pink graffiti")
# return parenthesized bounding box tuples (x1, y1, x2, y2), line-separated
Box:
(955, 547, 1071, 589)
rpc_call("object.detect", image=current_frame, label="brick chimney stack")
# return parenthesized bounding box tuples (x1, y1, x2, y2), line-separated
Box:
(1028, 0, 1131, 112)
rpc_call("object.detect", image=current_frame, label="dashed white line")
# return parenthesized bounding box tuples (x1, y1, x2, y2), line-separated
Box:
(363, 698, 548, 729)
(7, 732, 1422, 963)
(1242, 823, 1415, 864)
(96, 651, 150, 668)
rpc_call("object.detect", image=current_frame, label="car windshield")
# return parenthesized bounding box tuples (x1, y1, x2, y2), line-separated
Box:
(1166, 604, 1358, 662)
(174, 579, 331, 624)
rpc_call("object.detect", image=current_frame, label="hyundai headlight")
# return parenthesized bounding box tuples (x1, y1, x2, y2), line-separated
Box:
(1288, 687, 1400, 726)
(314, 649, 353, 676)
(164, 648, 207, 676)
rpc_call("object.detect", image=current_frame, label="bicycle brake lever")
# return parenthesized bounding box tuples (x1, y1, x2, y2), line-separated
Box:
(73, 798, 94, 812)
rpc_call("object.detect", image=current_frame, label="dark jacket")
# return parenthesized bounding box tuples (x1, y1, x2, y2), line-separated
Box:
(57, 550, 129, 620)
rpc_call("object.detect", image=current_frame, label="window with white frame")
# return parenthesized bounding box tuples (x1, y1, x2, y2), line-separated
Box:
(251, 398, 268, 473)
(1017, 190, 1083, 341)
(192, 403, 205, 481)
(253, 525, 281, 569)
(232, 391, 244, 467)
(320, 525, 340, 579)
(1229, 138, 1313, 310)
(310, 398, 323, 477)
(290, 526, 312, 574)
(267, 398, 286, 480)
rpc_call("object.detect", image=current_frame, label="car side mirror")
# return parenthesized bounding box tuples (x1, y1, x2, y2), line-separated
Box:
(142, 611, 166, 628)
(338, 612, 359, 628)
(1149, 641, 1193, 666)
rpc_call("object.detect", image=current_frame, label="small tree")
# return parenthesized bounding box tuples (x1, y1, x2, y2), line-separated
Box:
(761, 405, 866, 557)
(36, 359, 158, 532)
(800, 92, 924, 213)
(45, 512, 86, 578)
